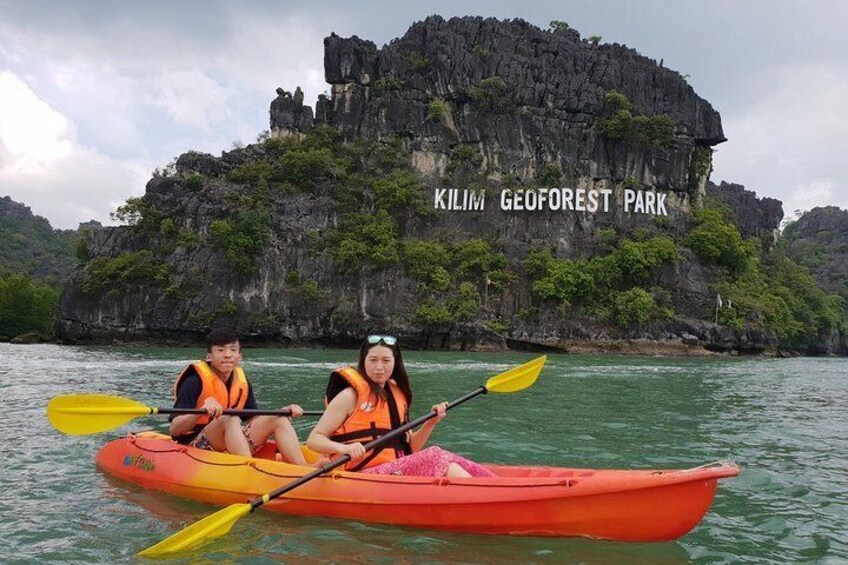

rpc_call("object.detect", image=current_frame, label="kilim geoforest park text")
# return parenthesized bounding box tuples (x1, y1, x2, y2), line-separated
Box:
(434, 187, 669, 216)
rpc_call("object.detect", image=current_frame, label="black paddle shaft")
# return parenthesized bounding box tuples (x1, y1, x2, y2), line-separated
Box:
(249, 385, 488, 511)
(155, 408, 324, 417)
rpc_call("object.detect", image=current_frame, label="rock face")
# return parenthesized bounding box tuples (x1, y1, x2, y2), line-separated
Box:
(0, 196, 78, 285)
(10, 332, 45, 344)
(783, 206, 848, 310)
(270, 87, 314, 137)
(317, 16, 723, 193)
(707, 181, 783, 240)
(57, 17, 807, 354)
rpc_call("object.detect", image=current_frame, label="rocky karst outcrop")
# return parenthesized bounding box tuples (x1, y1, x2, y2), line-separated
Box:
(57, 16, 836, 355)
(706, 181, 783, 241)
(783, 206, 848, 312)
(270, 87, 314, 137)
(0, 196, 79, 285)
(316, 16, 723, 193)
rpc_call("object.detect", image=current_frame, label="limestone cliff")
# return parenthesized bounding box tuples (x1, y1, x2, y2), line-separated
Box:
(783, 206, 848, 313)
(0, 196, 79, 285)
(58, 17, 839, 355)
(317, 15, 723, 194)
(706, 181, 783, 242)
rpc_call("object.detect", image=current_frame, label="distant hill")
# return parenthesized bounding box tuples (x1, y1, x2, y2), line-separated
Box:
(782, 206, 848, 311)
(0, 196, 79, 286)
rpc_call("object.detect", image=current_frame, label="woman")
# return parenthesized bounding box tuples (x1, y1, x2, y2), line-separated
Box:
(307, 335, 494, 478)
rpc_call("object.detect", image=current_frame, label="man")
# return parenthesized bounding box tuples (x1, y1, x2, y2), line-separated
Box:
(170, 327, 310, 465)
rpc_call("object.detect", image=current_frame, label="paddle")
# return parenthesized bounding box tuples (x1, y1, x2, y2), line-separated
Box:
(137, 355, 546, 557)
(46, 393, 323, 436)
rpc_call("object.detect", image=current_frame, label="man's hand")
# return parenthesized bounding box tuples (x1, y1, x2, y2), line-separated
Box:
(202, 397, 224, 418)
(285, 404, 304, 418)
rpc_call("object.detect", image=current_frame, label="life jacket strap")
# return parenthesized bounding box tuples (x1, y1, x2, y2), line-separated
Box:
(384, 386, 412, 456)
(330, 427, 392, 442)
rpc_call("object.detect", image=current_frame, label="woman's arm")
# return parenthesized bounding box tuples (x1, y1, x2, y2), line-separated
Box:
(409, 401, 448, 452)
(306, 388, 365, 459)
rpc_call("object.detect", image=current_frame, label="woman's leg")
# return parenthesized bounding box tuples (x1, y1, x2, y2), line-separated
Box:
(446, 462, 472, 478)
(362, 446, 494, 477)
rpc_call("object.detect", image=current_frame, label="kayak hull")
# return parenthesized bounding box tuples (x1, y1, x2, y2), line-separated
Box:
(96, 433, 738, 542)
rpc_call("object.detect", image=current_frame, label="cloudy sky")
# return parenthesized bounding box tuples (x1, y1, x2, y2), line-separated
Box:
(1, 0, 846, 229)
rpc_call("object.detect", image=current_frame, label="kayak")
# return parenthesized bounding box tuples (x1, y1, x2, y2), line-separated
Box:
(96, 432, 739, 542)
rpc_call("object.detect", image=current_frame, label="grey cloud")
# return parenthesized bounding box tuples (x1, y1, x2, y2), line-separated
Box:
(1, 0, 846, 229)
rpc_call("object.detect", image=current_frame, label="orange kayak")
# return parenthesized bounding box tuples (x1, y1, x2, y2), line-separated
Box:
(96, 432, 738, 542)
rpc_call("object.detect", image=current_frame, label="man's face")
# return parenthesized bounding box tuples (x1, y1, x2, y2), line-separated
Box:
(207, 341, 242, 376)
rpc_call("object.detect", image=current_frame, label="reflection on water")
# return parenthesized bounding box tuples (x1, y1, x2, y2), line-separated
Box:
(102, 477, 692, 565)
(1, 344, 846, 563)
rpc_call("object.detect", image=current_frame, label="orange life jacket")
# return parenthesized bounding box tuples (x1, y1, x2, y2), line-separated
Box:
(173, 361, 249, 428)
(328, 366, 411, 471)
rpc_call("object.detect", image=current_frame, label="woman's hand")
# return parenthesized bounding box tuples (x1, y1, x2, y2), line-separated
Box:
(285, 404, 304, 418)
(201, 398, 223, 418)
(432, 401, 449, 423)
(339, 442, 367, 460)
(409, 401, 450, 452)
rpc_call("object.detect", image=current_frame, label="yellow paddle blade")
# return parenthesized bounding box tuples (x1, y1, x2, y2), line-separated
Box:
(47, 394, 153, 435)
(484, 355, 546, 393)
(138, 503, 252, 558)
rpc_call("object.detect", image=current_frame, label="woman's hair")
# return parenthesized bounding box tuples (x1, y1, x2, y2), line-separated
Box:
(357, 338, 413, 406)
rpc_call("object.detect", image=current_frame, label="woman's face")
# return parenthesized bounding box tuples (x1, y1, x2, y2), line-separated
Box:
(363, 344, 395, 387)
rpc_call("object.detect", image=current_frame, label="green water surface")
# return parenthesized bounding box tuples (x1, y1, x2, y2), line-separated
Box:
(1, 344, 845, 564)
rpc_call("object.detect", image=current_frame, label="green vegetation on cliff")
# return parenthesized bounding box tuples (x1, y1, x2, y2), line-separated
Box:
(471, 77, 511, 112)
(0, 197, 77, 286)
(518, 199, 844, 347)
(208, 210, 272, 274)
(0, 197, 81, 339)
(686, 206, 756, 275)
(91, 125, 844, 353)
(526, 236, 678, 327)
(402, 239, 509, 325)
(81, 251, 172, 293)
(693, 203, 844, 349)
(780, 207, 848, 313)
(330, 211, 400, 273)
(0, 275, 58, 338)
(108, 127, 429, 276)
(596, 91, 675, 148)
(716, 252, 843, 349)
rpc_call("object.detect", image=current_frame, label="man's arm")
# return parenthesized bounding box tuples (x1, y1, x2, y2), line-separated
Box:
(240, 381, 258, 419)
(170, 373, 205, 437)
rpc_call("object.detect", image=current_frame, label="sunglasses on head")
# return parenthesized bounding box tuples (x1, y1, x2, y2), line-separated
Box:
(366, 334, 397, 346)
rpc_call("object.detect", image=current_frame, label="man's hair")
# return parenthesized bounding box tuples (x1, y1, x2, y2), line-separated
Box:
(205, 328, 240, 351)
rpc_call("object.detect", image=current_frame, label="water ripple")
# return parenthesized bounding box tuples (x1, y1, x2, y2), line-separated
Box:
(1, 344, 845, 563)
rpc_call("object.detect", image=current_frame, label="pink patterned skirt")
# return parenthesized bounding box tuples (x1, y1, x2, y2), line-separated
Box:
(360, 446, 495, 477)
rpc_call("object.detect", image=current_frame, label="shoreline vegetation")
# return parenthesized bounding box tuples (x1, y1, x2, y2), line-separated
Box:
(0, 332, 801, 358)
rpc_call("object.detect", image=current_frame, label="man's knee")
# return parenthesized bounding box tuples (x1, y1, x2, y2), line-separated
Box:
(221, 415, 243, 431)
(275, 416, 294, 430)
